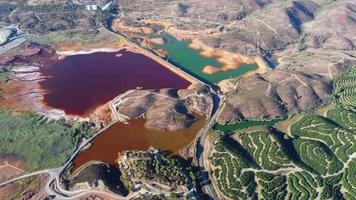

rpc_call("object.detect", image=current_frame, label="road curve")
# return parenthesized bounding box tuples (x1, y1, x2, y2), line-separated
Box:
(1, 29, 221, 200)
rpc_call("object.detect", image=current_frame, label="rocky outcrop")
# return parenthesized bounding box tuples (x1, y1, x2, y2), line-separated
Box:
(116, 84, 213, 132)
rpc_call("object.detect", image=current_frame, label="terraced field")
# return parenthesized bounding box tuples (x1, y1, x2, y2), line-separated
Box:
(211, 120, 355, 200)
(334, 66, 356, 110)
(209, 66, 356, 200)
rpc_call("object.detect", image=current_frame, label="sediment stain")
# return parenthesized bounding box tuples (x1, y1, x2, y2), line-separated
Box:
(40, 49, 191, 116)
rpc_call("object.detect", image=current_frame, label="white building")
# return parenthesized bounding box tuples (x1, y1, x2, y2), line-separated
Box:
(86, 5, 98, 11)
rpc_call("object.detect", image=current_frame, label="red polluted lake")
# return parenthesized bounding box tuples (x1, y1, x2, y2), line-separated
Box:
(40, 49, 191, 116)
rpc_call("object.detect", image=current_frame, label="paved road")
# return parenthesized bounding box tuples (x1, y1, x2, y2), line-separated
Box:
(108, 30, 221, 200)
(196, 90, 220, 200)
(0, 120, 124, 199)
(0, 28, 221, 200)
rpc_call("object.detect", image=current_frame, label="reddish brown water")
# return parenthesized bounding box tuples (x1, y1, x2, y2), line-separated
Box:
(40, 49, 190, 115)
(73, 115, 205, 170)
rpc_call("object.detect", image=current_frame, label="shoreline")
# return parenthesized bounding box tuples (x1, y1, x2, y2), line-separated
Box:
(56, 43, 198, 85)
(142, 19, 221, 41)
(56, 47, 126, 56)
(112, 19, 269, 84)
(135, 47, 199, 84)
(118, 37, 201, 85)
(188, 39, 269, 76)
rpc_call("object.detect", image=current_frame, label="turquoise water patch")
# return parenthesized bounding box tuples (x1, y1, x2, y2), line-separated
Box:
(152, 34, 258, 84)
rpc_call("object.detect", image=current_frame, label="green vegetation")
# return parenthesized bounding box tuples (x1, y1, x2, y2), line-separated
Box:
(328, 107, 356, 131)
(240, 131, 291, 170)
(3, 1, 117, 36)
(210, 125, 353, 199)
(0, 66, 10, 83)
(256, 172, 287, 200)
(211, 136, 257, 199)
(0, 109, 90, 171)
(210, 66, 356, 199)
(32, 30, 101, 45)
(320, 174, 343, 199)
(287, 172, 317, 200)
(342, 159, 356, 199)
(334, 65, 356, 110)
(211, 132, 292, 199)
(292, 138, 343, 175)
(213, 118, 285, 134)
(119, 148, 197, 194)
(291, 114, 355, 163)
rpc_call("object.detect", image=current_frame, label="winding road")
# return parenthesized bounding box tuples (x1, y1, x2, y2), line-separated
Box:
(196, 89, 220, 200)
(0, 27, 220, 200)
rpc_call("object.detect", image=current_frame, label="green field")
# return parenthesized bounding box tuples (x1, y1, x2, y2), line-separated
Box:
(0, 109, 92, 171)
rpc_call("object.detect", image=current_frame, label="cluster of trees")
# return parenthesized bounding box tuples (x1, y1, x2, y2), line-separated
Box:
(151, 154, 197, 188)
(287, 172, 317, 200)
(320, 174, 343, 199)
(342, 159, 356, 199)
(256, 172, 287, 200)
(328, 107, 356, 131)
(293, 138, 343, 175)
(240, 131, 291, 170)
(334, 65, 356, 110)
(210, 114, 354, 199)
(0, 66, 10, 83)
(119, 150, 198, 192)
(3, 1, 119, 35)
(209, 66, 356, 199)
(211, 141, 255, 199)
(291, 113, 354, 164)
(18, 2, 83, 13)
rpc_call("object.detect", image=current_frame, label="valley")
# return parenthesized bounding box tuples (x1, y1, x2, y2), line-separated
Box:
(0, 0, 355, 199)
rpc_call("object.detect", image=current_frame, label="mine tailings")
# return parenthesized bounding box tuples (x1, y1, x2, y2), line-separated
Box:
(72, 114, 206, 170)
(39, 49, 191, 116)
